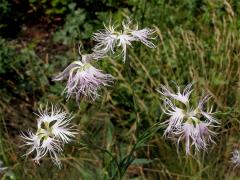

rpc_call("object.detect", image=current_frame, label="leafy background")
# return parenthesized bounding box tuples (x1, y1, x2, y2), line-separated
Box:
(0, 0, 240, 179)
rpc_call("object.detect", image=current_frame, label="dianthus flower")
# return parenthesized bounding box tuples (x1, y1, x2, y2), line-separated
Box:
(53, 54, 113, 101)
(93, 20, 155, 62)
(21, 104, 77, 168)
(158, 83, 218, 155)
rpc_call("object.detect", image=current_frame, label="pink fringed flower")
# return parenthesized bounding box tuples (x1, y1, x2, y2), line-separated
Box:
(176, 121, 215, 155)
(158, 83, 218, 155)
(196, 95, 219, 124)
(53, 54, 113, 101)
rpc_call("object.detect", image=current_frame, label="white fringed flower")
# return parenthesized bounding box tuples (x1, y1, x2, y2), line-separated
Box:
(121, 20, 156, 49)
(131, 27, 155, 48)
(21, 130, 41, 157)
(162, 98, 185, 135)
(158, 83, 193, 105)
(159, 83, 218, 155)
(21, 104, 77, 168)
(117, 34, 135, 62)
(231, 150, 240, 167)
(53, 55, 113, 101)
(92, 20, 155, 62)
(36, 105, 76, 144)
(93, 25, 118, 56)
(35, 137, 63, 166)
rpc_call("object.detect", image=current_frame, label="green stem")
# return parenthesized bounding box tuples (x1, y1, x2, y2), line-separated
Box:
(124, 49, 139, 135)
(79, 137, 121, 179)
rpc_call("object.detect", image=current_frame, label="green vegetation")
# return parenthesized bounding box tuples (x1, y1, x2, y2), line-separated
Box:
(0, 0, 240, 179)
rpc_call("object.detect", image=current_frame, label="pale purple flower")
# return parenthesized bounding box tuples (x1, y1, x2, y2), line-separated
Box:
(53, 57, 113, 101)
(157, 83, 193, 105)
(176, 121, 215, 155)
(159, 83, 218, 155)
(21, 104, 77, 168)
(231, 150, 240, 167)
(195, 95, 219, 124)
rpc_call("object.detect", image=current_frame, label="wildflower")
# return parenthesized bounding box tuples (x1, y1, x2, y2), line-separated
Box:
(92, 20, 155, 62)
(53, 54, 113, 101)
(21, 104, 77, 168)
(231, 149, 240, 167)
(162, 98, 185, 135)
(122, 20, 156, 49)
(157, 83, 193, 105)
(93, 25, 118, 56)
(176, 121, 215, 155)
(36, 105, 76, 143)
(130, 27, 156, 48)
(195, 95, 219, 124)
(117, 34, 135, 62)
(159, 83, 218, 155)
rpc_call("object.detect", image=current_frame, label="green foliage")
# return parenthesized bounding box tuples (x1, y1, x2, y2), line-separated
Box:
(53, 5, 89, 45)
(0, 0, 12, 34)
(0, 0, 10, 21)
(0, 38, 14, 74)
(0, 38, 50, 109)
(29, 0, 74, 15)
